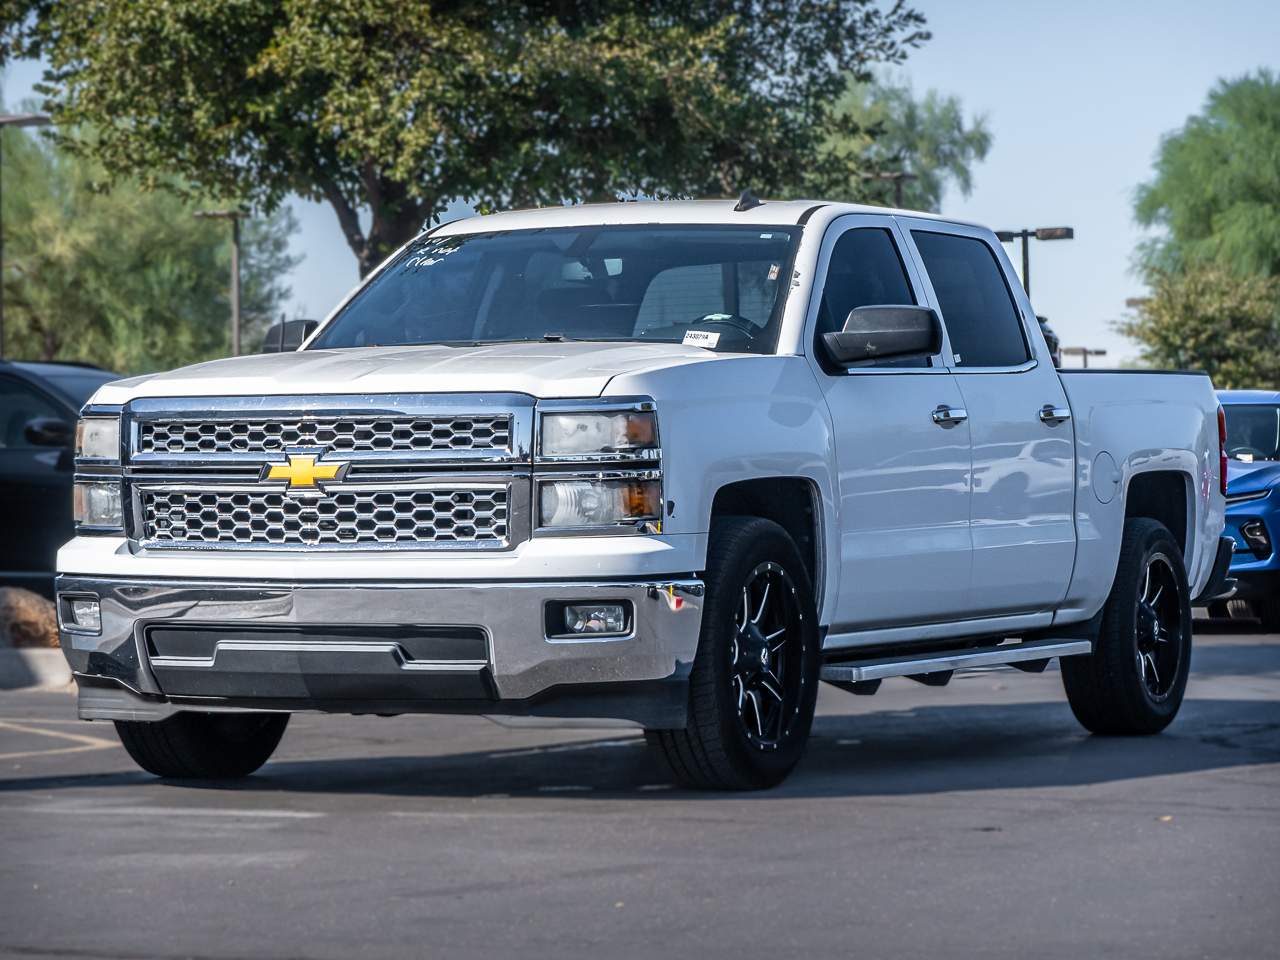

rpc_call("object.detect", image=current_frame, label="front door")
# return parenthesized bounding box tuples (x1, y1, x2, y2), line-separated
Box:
(902, 222, 1076, 616)
(809, 217, 974, 633)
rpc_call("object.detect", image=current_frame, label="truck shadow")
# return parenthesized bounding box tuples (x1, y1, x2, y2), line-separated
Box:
(6, 696, 1274, 800)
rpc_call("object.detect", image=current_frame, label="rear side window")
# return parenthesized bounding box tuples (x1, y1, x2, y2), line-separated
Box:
(816, 228, 916, 337)
(912, 231, 1029, 367)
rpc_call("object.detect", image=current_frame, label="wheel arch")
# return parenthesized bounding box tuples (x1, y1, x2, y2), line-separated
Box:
(1123, 469, 1193, 562)
(709, 477, 825, 617)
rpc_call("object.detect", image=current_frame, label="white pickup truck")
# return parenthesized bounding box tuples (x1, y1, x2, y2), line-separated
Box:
(58, 199, 1232, 789)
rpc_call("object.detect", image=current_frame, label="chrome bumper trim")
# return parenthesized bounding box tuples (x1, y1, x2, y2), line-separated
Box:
(57, 575, 704, 724)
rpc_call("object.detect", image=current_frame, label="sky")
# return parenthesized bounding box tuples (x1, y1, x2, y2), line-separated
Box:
(4, 0, 1278, 366)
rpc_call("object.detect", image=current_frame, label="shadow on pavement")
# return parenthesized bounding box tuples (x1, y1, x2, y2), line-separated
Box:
(3, 697, 1277, 801)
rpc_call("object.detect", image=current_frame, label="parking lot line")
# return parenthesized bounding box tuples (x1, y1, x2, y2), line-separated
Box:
(0, 718, 119, 762)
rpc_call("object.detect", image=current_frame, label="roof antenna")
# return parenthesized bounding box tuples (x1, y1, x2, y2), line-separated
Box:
(733, 189, 764, 212)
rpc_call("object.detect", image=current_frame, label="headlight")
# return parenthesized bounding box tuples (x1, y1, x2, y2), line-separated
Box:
(73, 480, 124, 530)
(539, 410, 658, 460)
(75, 417, 121, 462)
(538, 478, 662, 529)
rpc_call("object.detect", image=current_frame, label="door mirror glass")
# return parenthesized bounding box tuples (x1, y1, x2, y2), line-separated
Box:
(821, 305, 941, 367)
(260, 319, 319, 353)
(23, 416, 74, 448)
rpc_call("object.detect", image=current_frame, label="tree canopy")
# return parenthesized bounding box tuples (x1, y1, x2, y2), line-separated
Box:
(1135, 69, 1280, 278)
(3, 1, 929, 275)
(814, 76, 991, 210)
(1, 122, 298, 373)
(1124, 70, 1280, 386)
(1118, 266, 1280, 388)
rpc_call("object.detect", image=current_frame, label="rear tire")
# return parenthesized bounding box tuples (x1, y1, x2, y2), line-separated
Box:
(646, 516, 820, 790)
(1061, 518, 1192, 735)
(115, 712, 289, 779)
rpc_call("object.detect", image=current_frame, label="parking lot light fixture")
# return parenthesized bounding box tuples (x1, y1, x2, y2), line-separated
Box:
(994, 225, 1075, 298)
(195, 209, 245, 356)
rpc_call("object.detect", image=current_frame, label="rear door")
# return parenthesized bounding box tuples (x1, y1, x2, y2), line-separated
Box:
(808, 216, 974, 632)
(900, 221, 1076, 616)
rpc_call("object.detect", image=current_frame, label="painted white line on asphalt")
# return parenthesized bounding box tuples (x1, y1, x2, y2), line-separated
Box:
(485, 737, 643, 759)
(0, 716, 94, 725)
(0, 718, 118, 761)
(0, 804, 324, 819)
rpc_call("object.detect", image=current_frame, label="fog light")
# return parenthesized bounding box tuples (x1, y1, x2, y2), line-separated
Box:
(564, 604, 627, 635)
(1241, 520, 1272, 559)
(61, 597, 102, 634)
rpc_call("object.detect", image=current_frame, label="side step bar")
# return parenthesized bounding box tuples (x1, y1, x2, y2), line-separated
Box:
(820, 638, 1092, 685)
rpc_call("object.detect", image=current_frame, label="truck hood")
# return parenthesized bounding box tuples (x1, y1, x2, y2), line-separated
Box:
(91, 341, 723, 405)
(1226, 458, 1280, 497)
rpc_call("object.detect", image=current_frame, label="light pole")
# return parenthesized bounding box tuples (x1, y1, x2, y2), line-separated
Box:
(196, 209, 244, 356)
(863, 170, 919, 208)
(1061, 346, 1107, 369)
(0, 112, 53, 359)
(994, 226, 1074, 298)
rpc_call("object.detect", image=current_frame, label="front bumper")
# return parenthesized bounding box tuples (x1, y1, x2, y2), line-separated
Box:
(56, 575, 704, 728)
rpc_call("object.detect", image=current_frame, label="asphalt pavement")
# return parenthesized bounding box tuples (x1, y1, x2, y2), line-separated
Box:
(1, 621, 1277, 960)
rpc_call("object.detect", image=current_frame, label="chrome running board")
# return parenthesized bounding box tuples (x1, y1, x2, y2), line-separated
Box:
(820, 638, 1092, 685)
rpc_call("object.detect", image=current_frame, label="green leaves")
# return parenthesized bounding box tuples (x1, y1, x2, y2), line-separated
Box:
(1136, 69, 1280, 279)
(9, 1, 928, 274)
(1119, 267, 1280, 388)
(0, 124, 298, 372)
(805, 75, 992, 210)
(1127, 70, 1280, 385)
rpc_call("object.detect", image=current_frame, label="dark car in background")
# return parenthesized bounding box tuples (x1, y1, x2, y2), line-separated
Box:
(0, 360, 120, 597)
(1216, 390, 1280, 628)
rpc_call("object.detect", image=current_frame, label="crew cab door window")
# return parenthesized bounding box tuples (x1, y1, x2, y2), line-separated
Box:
(815, 228, 917, 336)
(910, 231, 1029, 368)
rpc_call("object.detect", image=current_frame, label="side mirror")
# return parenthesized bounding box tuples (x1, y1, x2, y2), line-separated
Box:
(24, 416, 74, 447)
(822, 305, 941, 367)
(260, 319, 319, 353)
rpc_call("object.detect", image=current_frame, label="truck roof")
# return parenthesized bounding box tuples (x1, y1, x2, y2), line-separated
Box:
(432, 198, 983, 236)
(1218, 389, 1280, 404)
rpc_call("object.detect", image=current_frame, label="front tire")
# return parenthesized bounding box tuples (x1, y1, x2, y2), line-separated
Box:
(1061, 518, 1192, 735)
(646, 517, 820, 790)
(115, 712, 289, 779)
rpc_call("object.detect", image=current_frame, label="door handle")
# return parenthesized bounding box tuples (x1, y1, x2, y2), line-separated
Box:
(1038, 404, 1072, 426)
(932, 404, 968, 427)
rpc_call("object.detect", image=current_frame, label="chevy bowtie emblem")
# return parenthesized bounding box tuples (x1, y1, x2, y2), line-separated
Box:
(262, 453, 348, 490)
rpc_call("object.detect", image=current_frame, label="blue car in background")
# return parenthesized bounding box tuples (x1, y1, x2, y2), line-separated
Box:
(1217, 390, 1280, 629)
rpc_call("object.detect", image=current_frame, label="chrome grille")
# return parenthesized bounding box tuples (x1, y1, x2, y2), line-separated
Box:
(137, 415, 512, 456)
(138, 485, 509, 549)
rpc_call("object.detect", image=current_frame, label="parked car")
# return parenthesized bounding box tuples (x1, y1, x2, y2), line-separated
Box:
(1213, 390, 1280, 628)
(56, 200, 1230, 789)
(0, 361, 120, 597)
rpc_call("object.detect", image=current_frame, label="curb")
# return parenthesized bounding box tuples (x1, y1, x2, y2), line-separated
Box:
(0, 648, 73, 690)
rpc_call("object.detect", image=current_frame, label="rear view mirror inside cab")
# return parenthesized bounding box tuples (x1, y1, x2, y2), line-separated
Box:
(821, 305, 941, 367)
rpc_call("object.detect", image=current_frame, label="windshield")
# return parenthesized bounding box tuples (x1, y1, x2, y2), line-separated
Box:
(309, 224, 801, 354)
(1224, 404, 1280, 461)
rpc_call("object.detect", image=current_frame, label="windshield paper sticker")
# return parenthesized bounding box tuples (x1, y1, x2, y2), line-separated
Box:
(683, 330, 721, 348)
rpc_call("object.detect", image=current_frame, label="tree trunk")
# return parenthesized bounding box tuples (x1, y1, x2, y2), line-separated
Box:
(321, 173, 431, 278)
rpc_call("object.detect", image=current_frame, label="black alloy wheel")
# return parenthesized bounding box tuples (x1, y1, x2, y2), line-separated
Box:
(730, 561, 809, 750)
(646, 516, 821, 790)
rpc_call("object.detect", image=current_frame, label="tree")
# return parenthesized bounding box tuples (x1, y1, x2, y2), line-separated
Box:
(1135, 70, 1280, 278)
(1, 122, 298, 372)
(1118, 266, 1280, 388)
(810, 76, 991, 210)
(2, 1, 928, 276)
